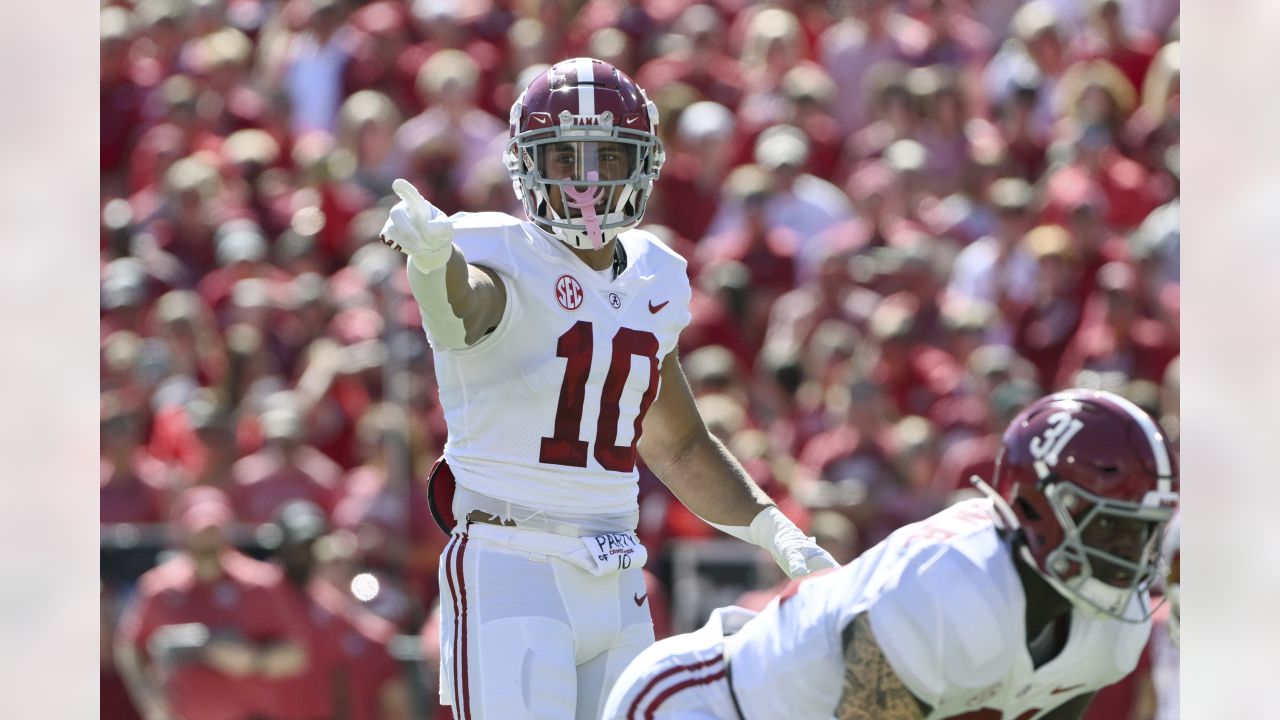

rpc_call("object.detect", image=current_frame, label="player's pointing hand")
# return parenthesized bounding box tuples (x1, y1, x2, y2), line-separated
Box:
(380, 178, 454, 273)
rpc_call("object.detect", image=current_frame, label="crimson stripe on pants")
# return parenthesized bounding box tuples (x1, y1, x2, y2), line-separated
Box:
(442, 535, 463, 720)
(644, 667, 728, 720)
(626, 656, 724, 720)
(456, 534, 472, 720)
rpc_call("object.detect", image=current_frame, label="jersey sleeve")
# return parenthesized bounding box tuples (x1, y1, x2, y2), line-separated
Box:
(866, 545, 1019, 708)
(447, 212, 525, 280)
(422, 212, 526, 354)
(628, 229, 693, 359)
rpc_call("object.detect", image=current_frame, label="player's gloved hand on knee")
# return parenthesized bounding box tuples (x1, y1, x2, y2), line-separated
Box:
(749, 507, 839, 579)
(380, 178, 454, 274)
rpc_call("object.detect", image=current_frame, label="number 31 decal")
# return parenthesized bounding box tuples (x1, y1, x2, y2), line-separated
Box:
(1029, 411, 1084, 479)
(539, 321, 660, 472)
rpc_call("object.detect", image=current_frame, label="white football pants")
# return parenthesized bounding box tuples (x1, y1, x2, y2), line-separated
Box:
(602, 606, 757, 720)
(439, 523, 655, 720)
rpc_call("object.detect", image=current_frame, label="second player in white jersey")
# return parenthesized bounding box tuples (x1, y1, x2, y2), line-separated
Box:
(604, 389, 1179, 720)
(728, 499, 1150, 719)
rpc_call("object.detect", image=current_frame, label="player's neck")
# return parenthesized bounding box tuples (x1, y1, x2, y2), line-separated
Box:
(567, 240, 617, 272)
(1015, 553, 1073, 644)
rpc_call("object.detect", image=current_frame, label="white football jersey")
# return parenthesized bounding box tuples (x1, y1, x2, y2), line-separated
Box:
(726, 499, 1152, 720)
(425, 212, 692, 518)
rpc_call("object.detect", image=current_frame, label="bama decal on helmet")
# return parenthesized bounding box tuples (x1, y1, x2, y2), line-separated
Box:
(1028, 410, 1085, 480)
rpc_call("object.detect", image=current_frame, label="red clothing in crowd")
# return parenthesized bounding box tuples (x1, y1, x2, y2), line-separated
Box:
(932, 433, 1000, 496)
(797, 425, 898, 489)
(334, 466, 447, 608)
(1042, 157, 1158, 231)
(268, 578, 402, 720)
(117, 552, 307, 720)
(869, 344, 965, 420)
(635, 52, 746, 112)
(102, 452, 172, 524)
(1055, 315, 1177, 388)
(231, 446, 341, 523)
(651, 153, 724, 244)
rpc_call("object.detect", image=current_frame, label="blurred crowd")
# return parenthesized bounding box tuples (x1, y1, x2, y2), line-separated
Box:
(100, 0, 1179, 717)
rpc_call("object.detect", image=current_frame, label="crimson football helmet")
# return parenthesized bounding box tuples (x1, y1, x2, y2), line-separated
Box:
(976, 389, 1179, 623)
(504, 57, 665, 250)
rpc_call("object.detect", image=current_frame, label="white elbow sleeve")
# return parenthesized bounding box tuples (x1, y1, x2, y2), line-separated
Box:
(407, 256, 469, 351)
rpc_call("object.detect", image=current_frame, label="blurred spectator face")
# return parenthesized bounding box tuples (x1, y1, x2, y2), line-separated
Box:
(1038, 253, 1079, 296)
(1097, 262, 1140, 329)
(932, 86, 965, 133)
(816, 252, 852, 300)
(847, 379, 886, 431)
(743, 9, 801, 76)
(1072, 124, 1113, 171)
(309, 0, 345, 37)
(195, 422, 236, 473)
(756, 126, 810, 191)
(261, 393, 306, 447)
(880, 84, 915, 129)
(358, 119, 395, 167)
(1077, 83, 1121, 129)
(1066, 200, 1105, 249)
(811, 510, 860, 565)
(101, 9, 132, 81)
(996, 206, 1034, 243)
(278, 536, 319, 585)
(894, 416, 940, 494)
(676, 101, 735, 168)
(853, 0, 893, 23)
(101, 410, 141, 463)
(174, 489, 234, 558)
(1027, 27, 1064, 72)
(275, 500, 330, 585)
(1102, 285, 1137, 328)
(679, 5, 725, 61)
(189, 395, 237, 475)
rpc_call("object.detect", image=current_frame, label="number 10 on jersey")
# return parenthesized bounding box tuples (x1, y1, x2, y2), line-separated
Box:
(539, 321, 660, 473)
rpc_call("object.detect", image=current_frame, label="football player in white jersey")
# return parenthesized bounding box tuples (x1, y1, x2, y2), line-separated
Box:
(603, 388, 1179, 720)
(378, 57, 836, 720)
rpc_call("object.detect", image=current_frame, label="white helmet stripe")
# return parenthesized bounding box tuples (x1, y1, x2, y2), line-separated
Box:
(575, 57, 595, 116)
(1106, 393, 1173, 481)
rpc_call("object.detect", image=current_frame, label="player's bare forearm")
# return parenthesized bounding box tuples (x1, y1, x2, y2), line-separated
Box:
(406, 249, 506, 345)
(834, 614, 931, 720)
(638, 350, 773, 526)
(656, 425, 774, 525)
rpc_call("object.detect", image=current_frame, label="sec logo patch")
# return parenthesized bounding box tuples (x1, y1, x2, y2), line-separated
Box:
(556, 274, 584, 310)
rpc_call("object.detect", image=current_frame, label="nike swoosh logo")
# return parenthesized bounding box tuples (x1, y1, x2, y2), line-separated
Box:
(633, 593, 648, 607)
(1051, 684, 1086, 695)
(648, 300, 669, 314)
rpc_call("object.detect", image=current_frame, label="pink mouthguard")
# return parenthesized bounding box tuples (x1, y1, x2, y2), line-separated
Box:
(562, 171, 605, 250)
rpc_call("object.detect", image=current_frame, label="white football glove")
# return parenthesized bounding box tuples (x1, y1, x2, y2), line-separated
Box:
(380, 178, 454, 274)
(750, 507, 839, 579)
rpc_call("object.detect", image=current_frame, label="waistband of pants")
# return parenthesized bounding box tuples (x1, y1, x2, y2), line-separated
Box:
(454, 486, 636, 539)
